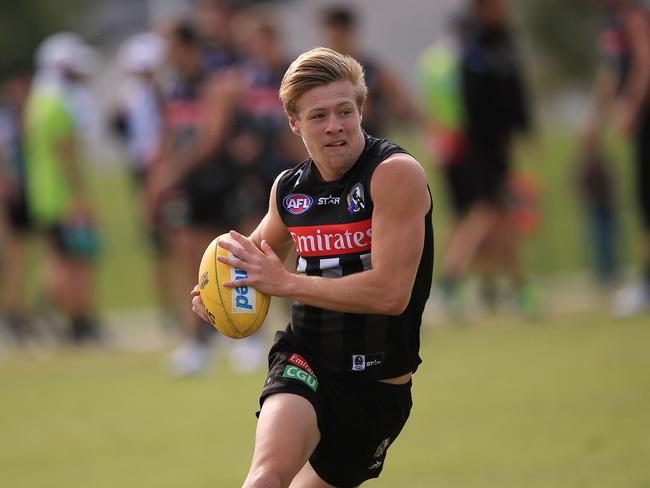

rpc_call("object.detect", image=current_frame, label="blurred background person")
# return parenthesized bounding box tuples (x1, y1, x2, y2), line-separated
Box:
(584, 0, 650, 317)
(319, 4, 415, 137)
(153, 17, 271, 375)
(0, 67, 33, 343)
(111, 32, 176, 330)
(113, 32, 165, 192)
(23, 32, 103, 343)
(150, 19, 223, 375)
(434, 0, 536, 320)
(194, 0, 242, 75)
(219, 14, 307, 372)
(228, 15, 306, 233)
(577, 139, 620, 288)
(416, 16, 474, 318)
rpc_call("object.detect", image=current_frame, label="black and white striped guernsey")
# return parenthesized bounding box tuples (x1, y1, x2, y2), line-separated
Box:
(276, 133, 434, 380)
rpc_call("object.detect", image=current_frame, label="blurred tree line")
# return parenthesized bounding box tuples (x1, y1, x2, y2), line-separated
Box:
(0, 0, 90, 77)
(515, 0, 600, 92)
(1, 0, 601, 88)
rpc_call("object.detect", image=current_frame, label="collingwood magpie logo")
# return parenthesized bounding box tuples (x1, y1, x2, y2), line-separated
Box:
(352, 355, 365, 371)
(347, 182, 365, 215)
(351, 353, 383, 371)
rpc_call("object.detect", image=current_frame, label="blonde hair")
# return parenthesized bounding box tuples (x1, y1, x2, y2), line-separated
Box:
(279, 47, 368, 117)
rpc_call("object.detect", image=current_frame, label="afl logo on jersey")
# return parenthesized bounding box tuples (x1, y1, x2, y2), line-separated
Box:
(283, 193, 313, 214)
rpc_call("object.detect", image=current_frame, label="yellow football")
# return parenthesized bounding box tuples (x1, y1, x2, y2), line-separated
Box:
(197, 233, 271, 339)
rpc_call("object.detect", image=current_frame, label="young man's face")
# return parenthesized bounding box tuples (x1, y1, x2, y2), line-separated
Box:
(288, 79, 365, 181)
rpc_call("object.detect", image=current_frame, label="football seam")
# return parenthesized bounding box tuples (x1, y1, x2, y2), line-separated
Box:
(242, 294, 268, 336)
(214, 235, 242, 338)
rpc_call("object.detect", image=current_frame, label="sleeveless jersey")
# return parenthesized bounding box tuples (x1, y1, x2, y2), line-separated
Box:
(276, 133, 434, 380)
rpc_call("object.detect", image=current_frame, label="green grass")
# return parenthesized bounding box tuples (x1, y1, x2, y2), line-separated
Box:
(1, 311, 649, 487)
(6, 124, 647, 486)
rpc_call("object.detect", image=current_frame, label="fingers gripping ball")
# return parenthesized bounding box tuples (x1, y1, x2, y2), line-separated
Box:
(198, 234, 271, 339)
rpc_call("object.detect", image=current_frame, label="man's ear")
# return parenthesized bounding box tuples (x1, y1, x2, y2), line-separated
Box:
(288, 115, 301, 136)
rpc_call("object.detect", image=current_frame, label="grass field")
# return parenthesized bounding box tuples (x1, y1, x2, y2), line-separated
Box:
(1, 310, 649, 488)
(3, 120, 648, 487)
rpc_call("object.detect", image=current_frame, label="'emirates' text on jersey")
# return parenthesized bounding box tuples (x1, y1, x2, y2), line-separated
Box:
(276, 133, 434, 380)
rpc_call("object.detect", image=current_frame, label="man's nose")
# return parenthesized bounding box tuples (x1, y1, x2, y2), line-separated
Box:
(325, 113, 343, 133)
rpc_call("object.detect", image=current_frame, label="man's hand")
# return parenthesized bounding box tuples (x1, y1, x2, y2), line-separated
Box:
(217, 230, 292, 297)
(190, 285, 209, 323)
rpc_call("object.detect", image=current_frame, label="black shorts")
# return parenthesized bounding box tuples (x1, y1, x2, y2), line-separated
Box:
(181, 163, 235, 228)
(465, 142, 510, 206)
(259, 329, 413, 488)
(46, 221, 101, 261)
(443, 160, 474, 216)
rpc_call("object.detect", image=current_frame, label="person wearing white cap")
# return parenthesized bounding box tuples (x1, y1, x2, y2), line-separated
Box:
(23, 32, 102, 343)
(112, 32, 180, 333)
(114, 32, 165, 184)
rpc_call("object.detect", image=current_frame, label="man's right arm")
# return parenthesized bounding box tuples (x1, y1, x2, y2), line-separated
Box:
(248, 172, 294, 262)
(191, 172, 293, 321)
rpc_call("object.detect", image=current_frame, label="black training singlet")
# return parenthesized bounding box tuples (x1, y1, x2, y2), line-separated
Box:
(276, 133, 434, 380)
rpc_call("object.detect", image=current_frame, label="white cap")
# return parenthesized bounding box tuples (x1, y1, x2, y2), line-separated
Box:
(36, 32, 98, 76)
(117, 32, 165, 73)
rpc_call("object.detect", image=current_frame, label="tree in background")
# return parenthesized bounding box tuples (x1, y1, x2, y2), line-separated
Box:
(514, 0, 600, 91)
(0, 0, 90, 78)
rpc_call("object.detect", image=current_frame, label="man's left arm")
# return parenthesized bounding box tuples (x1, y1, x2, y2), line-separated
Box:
(221, 154, 431, 315)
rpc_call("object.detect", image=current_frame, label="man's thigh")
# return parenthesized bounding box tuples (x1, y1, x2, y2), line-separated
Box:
(249, 393, 321, 483)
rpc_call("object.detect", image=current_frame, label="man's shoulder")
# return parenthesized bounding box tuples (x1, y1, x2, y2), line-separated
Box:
(363, 133, 409, 163)
(371, 153, 430, 213)
(374, 153, 426, 183)
(276, 160, 312, 193)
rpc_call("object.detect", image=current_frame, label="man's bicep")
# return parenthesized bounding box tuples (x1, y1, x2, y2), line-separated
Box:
(371, 202, 425, 278)
(370, 157, 429, 284)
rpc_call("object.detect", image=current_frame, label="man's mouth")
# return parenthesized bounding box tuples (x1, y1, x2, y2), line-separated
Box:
(325, 140, 346, 147)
